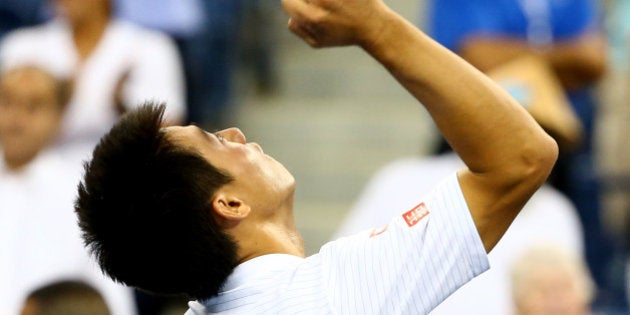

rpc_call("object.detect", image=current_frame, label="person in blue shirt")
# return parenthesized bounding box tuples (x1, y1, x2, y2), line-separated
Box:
(427, 0, 627, 312)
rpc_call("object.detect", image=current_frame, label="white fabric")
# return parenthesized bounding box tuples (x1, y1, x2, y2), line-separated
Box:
(0, 146, 136, 315)
(0, 19, 185, 147)
(186, 174, 489, 314)
(334, 153, 584, 315)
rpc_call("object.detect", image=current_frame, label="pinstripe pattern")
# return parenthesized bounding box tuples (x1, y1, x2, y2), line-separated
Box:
(186, 174, 489, 314)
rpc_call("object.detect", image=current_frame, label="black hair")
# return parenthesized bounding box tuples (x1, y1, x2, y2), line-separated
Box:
(24, 280, 110, 315)
(75, 103, 238, 299)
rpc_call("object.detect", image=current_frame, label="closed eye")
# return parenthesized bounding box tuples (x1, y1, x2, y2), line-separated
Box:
(214, 133, 225, 142)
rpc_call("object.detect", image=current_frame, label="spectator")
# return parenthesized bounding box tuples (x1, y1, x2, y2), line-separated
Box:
(115, 0, 239, 130)
(0, 65, 135, 315)
(0, 0, 185, 148)
(117, 0, 281, 130)
(21, 280, 110, 315)
(511, 245, 595, 315)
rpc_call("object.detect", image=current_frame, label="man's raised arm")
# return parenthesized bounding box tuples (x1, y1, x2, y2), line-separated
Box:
(282, 0, 558, 252)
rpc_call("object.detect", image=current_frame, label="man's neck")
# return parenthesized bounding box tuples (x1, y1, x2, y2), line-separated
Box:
(235, 202, 305, 264)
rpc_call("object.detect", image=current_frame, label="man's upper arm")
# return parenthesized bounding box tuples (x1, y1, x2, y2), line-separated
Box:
(456, 158, 551, 253)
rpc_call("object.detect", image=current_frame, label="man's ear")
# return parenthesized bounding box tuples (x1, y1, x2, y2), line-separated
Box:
(211, 192, 251, 222)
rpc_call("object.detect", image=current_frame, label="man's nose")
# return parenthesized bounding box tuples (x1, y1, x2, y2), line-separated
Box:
(217, 127, 246, 144)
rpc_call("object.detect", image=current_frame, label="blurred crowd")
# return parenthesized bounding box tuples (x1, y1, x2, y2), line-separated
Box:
(0, 0, 280, 314)
(0, 0, 627, 315)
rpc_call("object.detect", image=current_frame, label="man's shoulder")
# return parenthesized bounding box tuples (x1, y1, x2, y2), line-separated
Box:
(195, 254, 329, 314)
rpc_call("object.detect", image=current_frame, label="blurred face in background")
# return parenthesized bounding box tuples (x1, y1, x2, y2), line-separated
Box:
(53, 0, 111, 23)
(0, 67, 65, 170)
(514, 266, 591, 315)
(511, 246, 594, 315)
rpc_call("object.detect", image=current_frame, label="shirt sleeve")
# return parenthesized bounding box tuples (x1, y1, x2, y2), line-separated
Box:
(319, 173, 489, 314)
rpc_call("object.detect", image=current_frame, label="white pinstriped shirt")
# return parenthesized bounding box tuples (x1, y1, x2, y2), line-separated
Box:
(186, 174, 489, 314)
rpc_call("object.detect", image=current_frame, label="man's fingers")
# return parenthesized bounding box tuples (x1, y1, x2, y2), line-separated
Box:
(288, 18, 320, 47)
(283, 0, 330, 26)
(281, 0, 313, 22)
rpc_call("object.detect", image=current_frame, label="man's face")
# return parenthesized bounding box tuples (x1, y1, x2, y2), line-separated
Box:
(164, 126, 296, 216)
(0, 68, 63, 169)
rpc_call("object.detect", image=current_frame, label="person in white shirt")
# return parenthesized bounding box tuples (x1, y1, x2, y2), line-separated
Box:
(0, 65, 135, 315)
(20, 280, 112, 315)
(0, 0, 185, 147)
(73, 0, 559, 314)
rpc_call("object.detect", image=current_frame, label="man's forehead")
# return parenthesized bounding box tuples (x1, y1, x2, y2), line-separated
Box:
(162, 125, 199, 136)
(160, 125, 209, 148)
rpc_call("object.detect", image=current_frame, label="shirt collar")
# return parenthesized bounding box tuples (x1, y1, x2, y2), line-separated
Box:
(220, 254, 304, 292)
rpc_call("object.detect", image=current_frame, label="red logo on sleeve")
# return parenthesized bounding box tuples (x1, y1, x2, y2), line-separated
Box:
(402, 202, 430, 227)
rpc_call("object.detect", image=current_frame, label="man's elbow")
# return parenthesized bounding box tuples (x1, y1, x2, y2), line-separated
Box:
(518, 134, 559, 188)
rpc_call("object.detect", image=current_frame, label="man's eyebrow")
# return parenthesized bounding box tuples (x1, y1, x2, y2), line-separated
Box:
(193, 126, 210, 140)
(193, 126, 225, 144)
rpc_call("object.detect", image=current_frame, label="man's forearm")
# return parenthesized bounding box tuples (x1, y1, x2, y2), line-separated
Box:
(361, 10, 556, 180)
(360, 8, 558, 251)
(282, 0, 558, 251)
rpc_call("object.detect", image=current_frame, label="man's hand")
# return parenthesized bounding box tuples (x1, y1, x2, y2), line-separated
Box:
(281, 0, 390, 48)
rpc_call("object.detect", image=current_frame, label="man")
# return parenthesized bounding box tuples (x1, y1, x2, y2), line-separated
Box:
(0, 65, 135, 315)
(75, 0, 558, 313)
